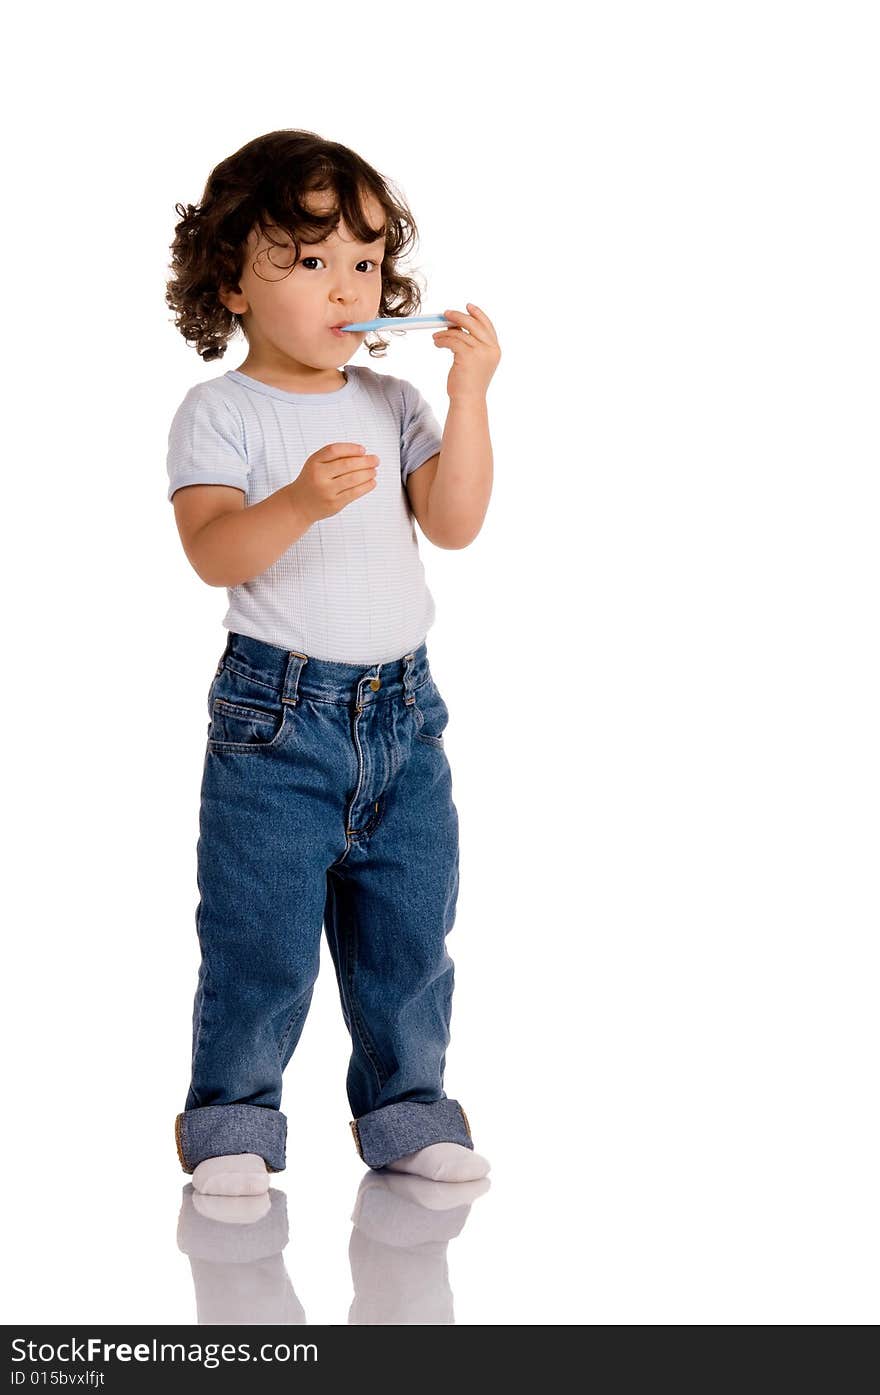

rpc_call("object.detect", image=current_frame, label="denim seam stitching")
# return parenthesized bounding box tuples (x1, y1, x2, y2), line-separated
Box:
(346, 700, 367, 840)
(343, 922, 390, 1091)
(412, 697, 446, 747)
(221, 658, 283, 696)
(213, 698, 278, 725)
(188, 958, 210, 1109)
(278, 997, 309, 1063)
(208, 704, 293, 755)
(175, 1113, 191, 1172)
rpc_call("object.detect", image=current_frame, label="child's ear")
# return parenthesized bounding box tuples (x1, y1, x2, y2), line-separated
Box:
(218, 283, 246, 314)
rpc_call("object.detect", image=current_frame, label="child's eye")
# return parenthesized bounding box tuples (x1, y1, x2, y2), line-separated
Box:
(300, 257, 379, 273)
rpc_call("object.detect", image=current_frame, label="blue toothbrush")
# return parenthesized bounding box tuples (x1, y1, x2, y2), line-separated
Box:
(338, 314, 452, 332)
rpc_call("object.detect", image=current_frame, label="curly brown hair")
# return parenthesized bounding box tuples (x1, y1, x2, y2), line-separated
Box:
(165, 129, 427, 362)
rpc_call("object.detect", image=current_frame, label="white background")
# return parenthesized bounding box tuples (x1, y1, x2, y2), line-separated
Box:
(3, 0, 877, 1325)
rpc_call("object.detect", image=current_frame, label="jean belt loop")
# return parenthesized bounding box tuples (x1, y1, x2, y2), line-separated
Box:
(282, 650, 309, 707)
(402, 651, 416, 706)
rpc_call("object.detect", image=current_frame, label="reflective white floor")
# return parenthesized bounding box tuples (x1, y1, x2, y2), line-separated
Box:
(8, 1082, 878, 1325)
(8, 1131, 589, 1325)
(177, 1171, 491, 1325)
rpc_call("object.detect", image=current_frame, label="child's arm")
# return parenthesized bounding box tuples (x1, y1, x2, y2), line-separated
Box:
(409, 398, 493, 549)
(173, 483, 313, 588)
(416, 304, 500, 548)
(173, 441, 379, 588)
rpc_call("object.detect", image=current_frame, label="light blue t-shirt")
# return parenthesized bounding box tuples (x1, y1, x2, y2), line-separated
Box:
(167, 365, 444, 664)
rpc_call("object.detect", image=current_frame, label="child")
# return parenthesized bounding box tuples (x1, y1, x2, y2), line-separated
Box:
(164, 130, 500, 1196)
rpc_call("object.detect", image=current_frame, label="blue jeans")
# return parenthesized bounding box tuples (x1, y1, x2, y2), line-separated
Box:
(174, 632, 474, 1174)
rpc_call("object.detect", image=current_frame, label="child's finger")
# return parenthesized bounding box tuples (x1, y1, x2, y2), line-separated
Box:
(433, 330, 476, 349)
(443, 308, 492, 345)
(465, 303, 498, 339)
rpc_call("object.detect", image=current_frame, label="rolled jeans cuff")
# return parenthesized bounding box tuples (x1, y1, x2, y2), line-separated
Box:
(175, 1105, 287, 1174)
(350, 1098, 473, 1169)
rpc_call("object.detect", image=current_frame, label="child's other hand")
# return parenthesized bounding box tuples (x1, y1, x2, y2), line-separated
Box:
(288, 443, 379, 524)
(432, 304, 501, 402)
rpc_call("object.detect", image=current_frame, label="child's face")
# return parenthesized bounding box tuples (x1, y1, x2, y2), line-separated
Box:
(219, 190, 386, 379)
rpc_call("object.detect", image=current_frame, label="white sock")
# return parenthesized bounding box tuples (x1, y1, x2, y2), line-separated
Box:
(191, 1153, 271, 1196)
(384, 1142, 491, 1182)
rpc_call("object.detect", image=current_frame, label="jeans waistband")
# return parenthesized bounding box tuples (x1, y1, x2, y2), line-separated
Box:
(217, 631, 432, 709)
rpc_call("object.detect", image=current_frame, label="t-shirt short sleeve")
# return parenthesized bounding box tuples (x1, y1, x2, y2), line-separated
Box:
(166, 386, 250, 502)
(399, 378, 444, 483)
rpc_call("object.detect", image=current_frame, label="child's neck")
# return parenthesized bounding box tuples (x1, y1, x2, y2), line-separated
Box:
(235, 358, 348, 394)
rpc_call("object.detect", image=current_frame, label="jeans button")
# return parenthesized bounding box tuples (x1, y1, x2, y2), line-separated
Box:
(370, 678, 381, 691)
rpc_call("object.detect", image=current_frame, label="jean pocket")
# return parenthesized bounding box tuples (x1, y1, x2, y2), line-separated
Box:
(208, 661, 289, 754)
(413, 677, 449, 748)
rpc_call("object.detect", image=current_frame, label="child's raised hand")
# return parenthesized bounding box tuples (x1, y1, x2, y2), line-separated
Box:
(432, 304, 501, 402)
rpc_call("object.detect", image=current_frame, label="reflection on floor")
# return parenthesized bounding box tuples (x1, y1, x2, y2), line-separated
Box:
(176, 1185, 304, 1325)
(348, 1170, 490, 1324)
(176, 1169, 490, 1325)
